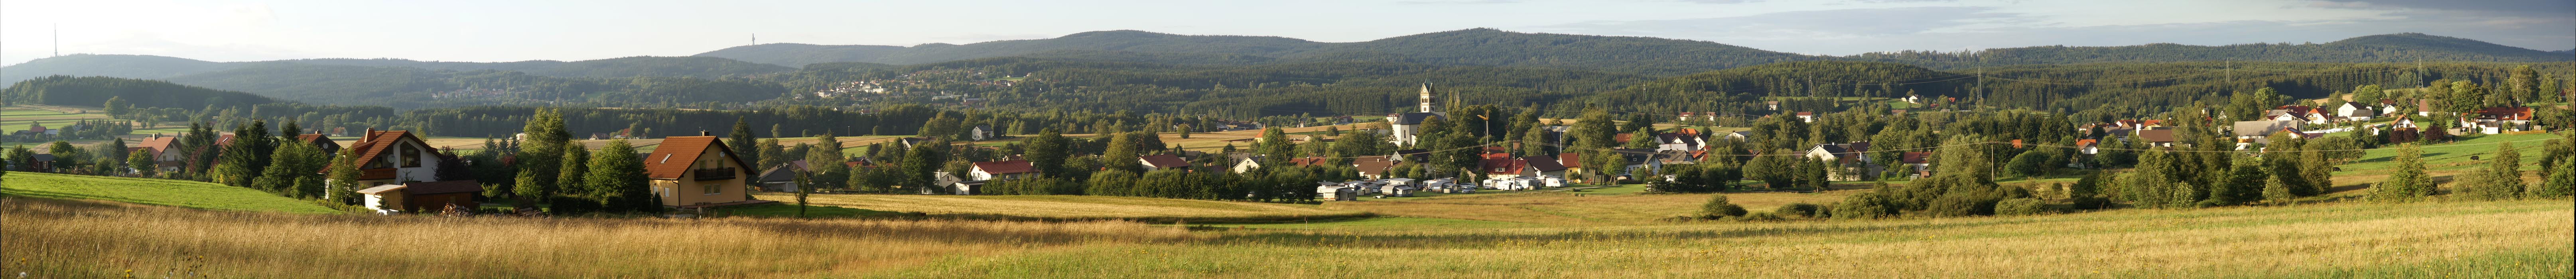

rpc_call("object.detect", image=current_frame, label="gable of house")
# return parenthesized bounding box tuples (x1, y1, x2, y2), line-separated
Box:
(641, 136, 753, 180)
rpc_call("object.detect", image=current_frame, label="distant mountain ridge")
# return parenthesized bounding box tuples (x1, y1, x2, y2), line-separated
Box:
(0, 55, 792, 86)
(700, 29, 1812, 76)
(700, 29, 2569, 74)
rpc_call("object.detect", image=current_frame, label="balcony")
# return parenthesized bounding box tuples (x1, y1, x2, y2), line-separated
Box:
(692, 167, 737, 181)
(359, 168, 398, 180)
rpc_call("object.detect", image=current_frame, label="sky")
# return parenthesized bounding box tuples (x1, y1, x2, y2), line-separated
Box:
(2, 0, 2570, 66)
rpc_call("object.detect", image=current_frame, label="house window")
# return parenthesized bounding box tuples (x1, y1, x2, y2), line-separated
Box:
(400, 144, 422, 168)
(704, 183, 721, 195)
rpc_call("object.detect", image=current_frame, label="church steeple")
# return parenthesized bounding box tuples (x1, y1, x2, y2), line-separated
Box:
(1418, 83, 1435, 113)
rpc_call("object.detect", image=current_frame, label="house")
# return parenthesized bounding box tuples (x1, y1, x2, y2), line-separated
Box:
(1677, 112, 1697, 123)
(754, 161, 807, 192)
(641, 135, 767, 208)
(1317, 183, 1358, 201)
(2263, 109, 2308, 123)
(2418, 99, 2440, 116)
(1803, 142, 1876, 181)
(1653, 132, 1705, 152)
(1230, 154, 1266, 173)
(2335, 102, 2377, 121)
(1139, 154, 1190, 171)
(2302, 107, 2335, 124)
(1721, 131, 1752, 141)
(2231, 120, 2301, 142)
(2136, 129, 2180, 147)
(2465, 107, 2536, 134)
(320, 129, 446, 189)
(294, 133, 343, 156)
(136, 134, 187, 172)
(20, 153, 55, 173)
(1765, 101, 1781, 111)
(2376, 99, 2402, 116)
(2391, 116, 2418, 128)
(1385, 84, 1449, 146)
(1354, 157, 1399, 179)
(22, 122, 47, 135)
(2074, 139, 2100, 155)
(968, 125, 997, 141)
(1898, 152, 1934, 178)
(1803, 142, 1873, 165)
(969, 160, 1040, 181)
(355, 180, 484, 215)
(1794, 112, 1817, 123)
(940, 180, 987, 195)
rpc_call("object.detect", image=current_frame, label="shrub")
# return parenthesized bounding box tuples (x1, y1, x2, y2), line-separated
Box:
(1774, 203, 1828, 218)
(1736, 212, 1786, 222)
(1700, 195, 1747, 219)
(1832, 192, 1895, 220)
(1927, 194, 2000, 216)
(1994, 198, 2052, 216)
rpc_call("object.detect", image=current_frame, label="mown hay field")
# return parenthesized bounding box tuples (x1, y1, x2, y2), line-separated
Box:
(758, 193, 1372, 222)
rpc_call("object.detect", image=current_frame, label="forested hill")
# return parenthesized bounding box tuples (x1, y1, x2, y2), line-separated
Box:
(0, 55, 792, 85)
(699, 28, 1811, 76)
(0, 55, 235, 86)
(1848, 33, 2575, 69)
(1, 75, 280, 109)
(704, 29, 2570, 75)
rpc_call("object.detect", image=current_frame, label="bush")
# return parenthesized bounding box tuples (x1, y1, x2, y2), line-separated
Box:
(1994, 198, 2052, 216)
(1926, 194, 2000, 217)
(1736, 212, 1786, 222)
(1774, 203, 1829, 218)
(1700, 195, 1747, 219)
(1832, 192, 1895, 220)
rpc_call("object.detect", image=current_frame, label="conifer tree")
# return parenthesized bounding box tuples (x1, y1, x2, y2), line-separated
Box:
(514, 108, 570, 208)
(805, 134, 850, 191)
(729, 118, 760, 169)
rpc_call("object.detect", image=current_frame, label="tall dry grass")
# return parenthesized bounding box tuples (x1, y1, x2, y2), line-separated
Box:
(889, 200, 2575, 278)
(0, 197, 1194, 279)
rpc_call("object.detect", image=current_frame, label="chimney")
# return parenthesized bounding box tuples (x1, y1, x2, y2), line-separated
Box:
(365, 128, 377, 136)
(700, 130, 712, 136)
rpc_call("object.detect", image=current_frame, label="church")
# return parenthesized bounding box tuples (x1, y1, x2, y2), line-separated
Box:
(1386, 84, 1448, 146)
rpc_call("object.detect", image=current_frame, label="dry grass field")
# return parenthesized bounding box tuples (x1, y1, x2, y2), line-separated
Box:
(757, 193, 1372, 222)
(0, 197, 1195, 279)
(9, 195, 2561, 278)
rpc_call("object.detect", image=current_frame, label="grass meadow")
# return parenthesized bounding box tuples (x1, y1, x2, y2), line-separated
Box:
(0, 172, 338, 214)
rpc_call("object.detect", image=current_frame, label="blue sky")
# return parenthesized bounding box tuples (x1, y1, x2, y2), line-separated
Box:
(2, 0, 2569, 66)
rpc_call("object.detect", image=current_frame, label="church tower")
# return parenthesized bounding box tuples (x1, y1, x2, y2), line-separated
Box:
(1418, 84, 1435, 113)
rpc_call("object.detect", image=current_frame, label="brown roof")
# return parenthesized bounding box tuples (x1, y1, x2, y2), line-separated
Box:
(1288, 157, 1332, 167)
(1139, 154, 1190, 169)
(642, 136, 749, 180)
(138, 136, 181, 150)
(328, 130, 438, 174)
(972, 160, 1038, 175)
(1354, 157, 1398, 175)
(2136, 129, 2178, 143)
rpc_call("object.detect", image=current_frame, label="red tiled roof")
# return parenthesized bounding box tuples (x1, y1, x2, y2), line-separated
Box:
(1139, 154, 1189, 169)
(643, 136, 749, 180)
(1288, 157, 1332, 167)
(2475, 107, 2533, 120)
(1899, 152, 1933, 165)
(2075, 139, 2099, 148)
(973, 160, 1038, 175)
(1480, 158, 1523, 174)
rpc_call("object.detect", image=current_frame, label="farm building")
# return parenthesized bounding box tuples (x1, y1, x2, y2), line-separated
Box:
(356, 180, 485, 215)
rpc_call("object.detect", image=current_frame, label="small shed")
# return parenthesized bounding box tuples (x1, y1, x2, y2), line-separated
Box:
(357, 180, 484, 215)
